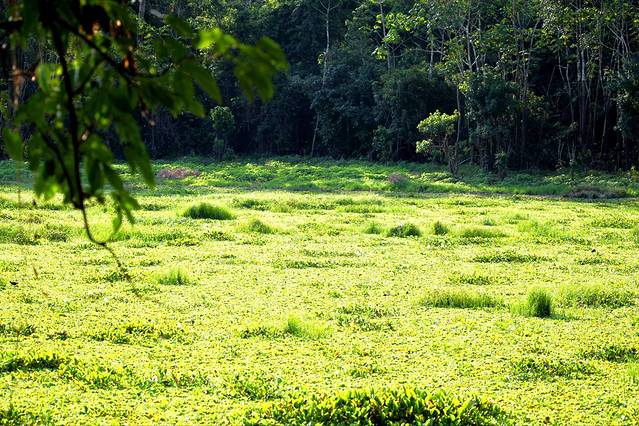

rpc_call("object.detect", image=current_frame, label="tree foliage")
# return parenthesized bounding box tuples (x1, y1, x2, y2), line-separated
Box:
(0, 0, 287, 255)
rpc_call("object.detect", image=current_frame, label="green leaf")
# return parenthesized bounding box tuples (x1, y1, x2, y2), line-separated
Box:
(181, 60, 222, 103)
(2, 128, 23, 161)
(166, 16, 194, 39)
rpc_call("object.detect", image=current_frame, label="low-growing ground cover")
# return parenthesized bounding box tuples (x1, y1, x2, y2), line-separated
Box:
(0, 158, 638, 424)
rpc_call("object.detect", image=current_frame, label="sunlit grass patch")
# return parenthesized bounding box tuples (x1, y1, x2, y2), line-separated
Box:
(511, 289, 553, 318)
(242, 387, 512, 425)
(590, 215, 635, 229)
(240, 325, 284, 339)
(0, 225, 37, 245)
(517, 220, 564, 239)
(458, 226, 506, 239)
(284, 316, 331, 339)
(183, 203, 235, 220)
(511, 356, 597, 380)
(627, 363, 639, 385)
(336, 304, 396, 331)
(474, 250, 544, 263)
(226, 372, 285, 401)
(419, 288, 503, 309)
(89, 321, 188, 344)
(0, 405, 52, 425)
(559, 284, 634, 308)
(0, 322, 37, 337)
(448, 272, 498, 286)
(581, 344, 639, 362)
(0, 352, 66, 373)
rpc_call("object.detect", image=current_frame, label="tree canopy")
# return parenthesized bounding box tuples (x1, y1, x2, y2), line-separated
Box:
(0, 0, 287, 252)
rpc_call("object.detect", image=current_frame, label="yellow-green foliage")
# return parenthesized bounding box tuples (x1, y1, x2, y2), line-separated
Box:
(420, 289, 503, 309)
(512, 289, 553, 318)
(183, 203, 235, 220)
(244, 387, 511, 425)
(157, 269, 193, 286)
(0, 159, 638, 424)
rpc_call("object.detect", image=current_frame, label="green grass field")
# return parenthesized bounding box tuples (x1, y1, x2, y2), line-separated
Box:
(1, 158, 639, 424)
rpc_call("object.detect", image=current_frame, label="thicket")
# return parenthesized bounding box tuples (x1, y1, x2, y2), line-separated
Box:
(3, 1, 639, 173)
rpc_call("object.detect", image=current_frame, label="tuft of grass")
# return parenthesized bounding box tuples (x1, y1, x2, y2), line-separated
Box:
(284, 316, 331, 339)
(559, 284, 634, 308)
(182, 203, 235, 220)
(243, 218, 276, 234)
(481, 217, 497, 226)
(419, 289, 502, 309)
(386, 223, 421, 238)
(432, 221, 449, 235)
(157, 269, 193, 286)
(512, 289, 553, 318)
(363, 222, 384, 235)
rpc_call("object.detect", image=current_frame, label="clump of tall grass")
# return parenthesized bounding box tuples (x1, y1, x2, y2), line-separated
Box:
(419, 289, 502, 309)
(364, 222, 384, 235)
(511, 289, 553, 318)
(157, 269, 193, 286)
(432, 221, 449, 236)
(284, 316, 331, 339)
(386, 223, 421, 238)
(183, 203, 235, 220)
(243, 218, 276, 234)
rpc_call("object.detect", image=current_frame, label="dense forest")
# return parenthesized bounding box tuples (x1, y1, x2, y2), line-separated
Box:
(3, 1, 639, 172)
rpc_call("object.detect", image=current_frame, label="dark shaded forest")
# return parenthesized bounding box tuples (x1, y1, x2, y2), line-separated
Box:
(3, 0, 639, 172)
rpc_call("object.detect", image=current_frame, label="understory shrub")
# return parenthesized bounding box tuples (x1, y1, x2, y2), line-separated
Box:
(386, 223, 421, 238)
(512, 289, 553, 318)
(182, 203, 235, 220)
(419, 289, 502, 309)
(242, 387, 512, 425)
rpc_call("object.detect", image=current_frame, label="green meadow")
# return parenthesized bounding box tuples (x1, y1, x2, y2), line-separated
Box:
(1, 158, 639, 424)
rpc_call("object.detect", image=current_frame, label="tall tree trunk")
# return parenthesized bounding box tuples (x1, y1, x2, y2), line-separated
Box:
(311, 0, 332, 157)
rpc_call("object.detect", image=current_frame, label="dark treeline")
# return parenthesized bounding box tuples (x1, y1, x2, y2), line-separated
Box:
(3, 1, 639, 172)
